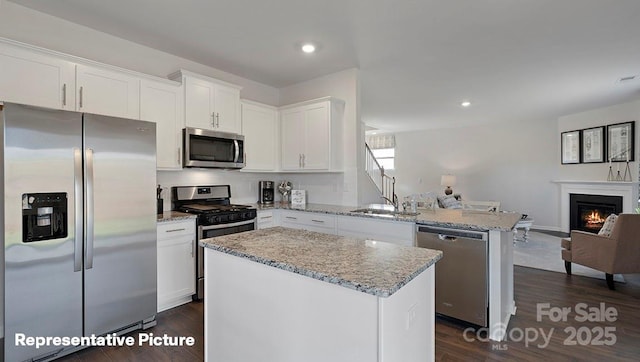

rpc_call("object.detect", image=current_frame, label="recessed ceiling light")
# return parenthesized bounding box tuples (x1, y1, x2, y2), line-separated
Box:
(301, 43, 316, 53)
(461, 101, 471, 107)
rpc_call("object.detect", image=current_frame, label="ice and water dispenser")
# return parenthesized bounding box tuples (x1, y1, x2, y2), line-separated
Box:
(22, 192, 68, 242)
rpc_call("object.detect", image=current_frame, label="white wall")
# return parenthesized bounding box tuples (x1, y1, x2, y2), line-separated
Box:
(389, 119, 560, 230)
(157, 170, 278, 207)
(557, 99, 640, 182)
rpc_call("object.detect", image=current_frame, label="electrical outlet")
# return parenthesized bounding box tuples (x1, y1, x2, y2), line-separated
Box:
(406, 303, 418, 330)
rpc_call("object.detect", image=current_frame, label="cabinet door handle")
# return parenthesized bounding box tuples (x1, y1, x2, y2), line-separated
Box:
(79, 86, 83, 109)
(191, 239, 195, 257)
(302, 154, 306, 168)
(260, 215, 273, 219)
(285, 216, 297, 220)
(177, 147, 181, 164)
(62, 84, 67, 106)
(165, 228, 186, 233)
(216, 113, 220, 128)
(299, 154, 302, 168)
(211, 112, 215, 127)
(311, 219, 325, 223)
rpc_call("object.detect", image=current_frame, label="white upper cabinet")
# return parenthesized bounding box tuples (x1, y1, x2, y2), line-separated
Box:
(241, 100, 278, 171)
(0, 41, 75, 110)
(280, 97, 344, 172)
(140, 79, 184, 170)
(76, 64, 140, 119)
(171, 70, 242, 134)
(281, 107, 306, 170)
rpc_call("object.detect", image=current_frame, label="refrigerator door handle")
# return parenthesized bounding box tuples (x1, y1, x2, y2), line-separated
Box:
(73, 148, 83, 272)
(85, 148, 95, 270)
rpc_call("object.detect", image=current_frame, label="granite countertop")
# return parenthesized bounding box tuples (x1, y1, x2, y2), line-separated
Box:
(200, 226, 442, 298)
(414, 208, 522, 231)
(157, 211, 197, 223)
(251, 202, 521, 231)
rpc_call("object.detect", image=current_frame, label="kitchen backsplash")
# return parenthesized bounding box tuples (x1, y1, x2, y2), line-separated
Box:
(157, 170, 350, 210)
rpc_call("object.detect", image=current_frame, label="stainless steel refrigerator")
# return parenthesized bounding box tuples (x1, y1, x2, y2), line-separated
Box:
(1, 103, 157, 361)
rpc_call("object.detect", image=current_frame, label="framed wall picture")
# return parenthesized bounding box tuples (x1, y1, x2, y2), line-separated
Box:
(607, 121, 635, 162)
(581, 126, 605, 163)
(561, 130, 581, 164)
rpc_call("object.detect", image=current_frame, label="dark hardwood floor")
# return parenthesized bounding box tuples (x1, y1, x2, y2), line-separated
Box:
(58, 302, 204, 362)
(58, 266, 640, 361)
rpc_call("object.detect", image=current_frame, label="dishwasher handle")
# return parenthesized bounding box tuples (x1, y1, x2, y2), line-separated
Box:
(417, 225, 488, 241)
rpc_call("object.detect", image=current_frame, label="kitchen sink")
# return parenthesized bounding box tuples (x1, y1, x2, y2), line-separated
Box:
(350, 206, 419, 217)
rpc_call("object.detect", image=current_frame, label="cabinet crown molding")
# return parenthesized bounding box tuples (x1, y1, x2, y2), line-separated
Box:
(168, 69, 242, 90)
(0, 37, 181, 86)
(279, 96, 345, 110)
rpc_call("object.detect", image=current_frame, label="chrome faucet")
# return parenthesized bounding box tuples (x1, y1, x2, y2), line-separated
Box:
(381, 194, 399, 211)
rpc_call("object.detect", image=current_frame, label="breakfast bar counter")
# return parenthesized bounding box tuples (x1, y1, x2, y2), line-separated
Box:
(200, 227, 442, 362)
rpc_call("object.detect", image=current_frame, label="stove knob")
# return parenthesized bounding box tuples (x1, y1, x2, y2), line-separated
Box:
(210, 216, 220, 224)
(228, 214, 237, 221)
(244, 212, 253, 219)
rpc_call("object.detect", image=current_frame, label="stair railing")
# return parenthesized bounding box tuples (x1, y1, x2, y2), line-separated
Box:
(365, 143, 398, 209)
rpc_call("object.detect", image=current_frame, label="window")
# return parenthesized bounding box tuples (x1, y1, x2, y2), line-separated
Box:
(372, 147, 395, 170)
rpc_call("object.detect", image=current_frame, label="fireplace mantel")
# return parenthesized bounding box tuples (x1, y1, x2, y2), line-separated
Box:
(553, 180, 639, 232)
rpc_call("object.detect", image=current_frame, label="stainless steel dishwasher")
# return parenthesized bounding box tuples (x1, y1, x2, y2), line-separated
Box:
(416, 225, 489, 326)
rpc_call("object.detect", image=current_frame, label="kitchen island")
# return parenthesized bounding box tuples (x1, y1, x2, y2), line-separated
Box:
(200, 227, 442, 362)
(253, 203, 521, 341)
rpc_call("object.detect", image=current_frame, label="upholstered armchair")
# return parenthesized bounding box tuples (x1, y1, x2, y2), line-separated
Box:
(561, 214, 640, 290)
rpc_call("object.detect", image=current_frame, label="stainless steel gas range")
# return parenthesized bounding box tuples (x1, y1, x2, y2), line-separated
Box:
(172, 185, 257, 300)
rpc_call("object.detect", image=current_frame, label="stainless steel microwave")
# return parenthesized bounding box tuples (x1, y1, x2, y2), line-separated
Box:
(183, 127, 245, 169)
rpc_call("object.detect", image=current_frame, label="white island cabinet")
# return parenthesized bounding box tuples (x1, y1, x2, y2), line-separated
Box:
(202, 227, 441, 362)
(157, 219, 196, 312)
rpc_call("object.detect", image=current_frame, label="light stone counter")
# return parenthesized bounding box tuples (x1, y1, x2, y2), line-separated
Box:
(157, 211, 197, 223)
(252, 202, 521, 231)
(414, 208, 522, 231)
(200, 226, 442, 297)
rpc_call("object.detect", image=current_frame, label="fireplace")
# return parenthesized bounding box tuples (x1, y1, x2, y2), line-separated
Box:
(569, 194, 623, 233)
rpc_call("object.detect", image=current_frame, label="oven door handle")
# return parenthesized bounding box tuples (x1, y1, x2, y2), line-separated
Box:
(199, 219, 256, 232)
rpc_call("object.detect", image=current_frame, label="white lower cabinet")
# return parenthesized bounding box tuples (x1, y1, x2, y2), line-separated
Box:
(280, 210, 337, 234)
(157, 219, 196, 312)
(336, 215, 415, 247)
(257, 210, 277, 229)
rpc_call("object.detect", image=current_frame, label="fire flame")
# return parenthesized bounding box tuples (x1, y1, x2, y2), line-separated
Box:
(585, 211, 606, 225)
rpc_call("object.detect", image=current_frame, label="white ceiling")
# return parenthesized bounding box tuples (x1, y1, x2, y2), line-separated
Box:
(9, 0, 640, 132)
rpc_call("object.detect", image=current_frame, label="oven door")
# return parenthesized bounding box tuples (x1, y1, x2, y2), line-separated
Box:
(195, 219, 256, 300)
(183, 127, 245, 169)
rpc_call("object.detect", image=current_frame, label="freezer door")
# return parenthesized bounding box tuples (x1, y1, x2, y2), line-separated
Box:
(82, 113, 157, 336)
(3, 103, 84, 362)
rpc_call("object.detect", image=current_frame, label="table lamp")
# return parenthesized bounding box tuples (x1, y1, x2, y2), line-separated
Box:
(441, 175, 456, 195)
